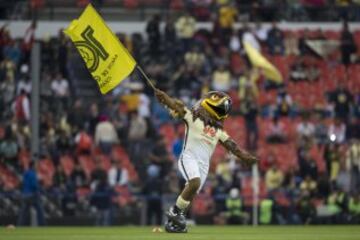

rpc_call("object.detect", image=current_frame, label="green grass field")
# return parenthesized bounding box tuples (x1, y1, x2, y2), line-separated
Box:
(1, 226, 359, 240)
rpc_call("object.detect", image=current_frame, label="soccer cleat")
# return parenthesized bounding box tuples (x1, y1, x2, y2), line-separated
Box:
(164, 221, 187, 233)
(165, 206, 187, 228)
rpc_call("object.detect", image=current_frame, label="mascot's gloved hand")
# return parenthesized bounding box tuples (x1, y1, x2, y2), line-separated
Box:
(240, 152, 258, 167)
(155, 88, 167, 104)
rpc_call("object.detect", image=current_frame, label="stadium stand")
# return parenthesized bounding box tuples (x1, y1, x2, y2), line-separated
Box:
(0, 2, 360, 226)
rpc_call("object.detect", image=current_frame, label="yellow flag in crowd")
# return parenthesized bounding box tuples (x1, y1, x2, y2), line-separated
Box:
(64, 4, 136, 94)
(243, 42, 283, 83)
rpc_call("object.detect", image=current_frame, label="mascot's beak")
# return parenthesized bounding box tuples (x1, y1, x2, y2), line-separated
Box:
(201, 92, 232, 120)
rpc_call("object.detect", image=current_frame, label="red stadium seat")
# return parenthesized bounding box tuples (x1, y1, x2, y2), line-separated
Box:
(123, 0, 139, 9)
(37, 158, 55, 188)
(170, 0, 184, 10)
(0, 164, 19, 190)
(77, 0, 90, 8)
(18, 149, 31, 169)
(60, 155, 75, 177)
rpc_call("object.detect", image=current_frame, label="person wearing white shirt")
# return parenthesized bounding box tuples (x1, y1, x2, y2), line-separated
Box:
(328, 118, 346, 144)
(138, 93, 151, 118)
(108, 161, 129, 187)
(51, 73, 69, 97)
(297, 114, 315, 139)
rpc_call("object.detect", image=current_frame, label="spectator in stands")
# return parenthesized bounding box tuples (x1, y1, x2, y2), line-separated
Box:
(212, 65, 231, 92)
(74, 128, 92, 155)
(16, 64, 31, 95)
(346, 139, 360, 191)
(260, 151, 277, 174)
(184, 46, 206, 72)
(0, 75, 15, 116)
(238, 69, 259, 101)
(297, 113, 315, 143)
(90, 171, 113, 226)
(328, 82, 353, 122)
(143, 164, 163, 225)
(265, 163, 284, 191)
(175, 12, 196, 52)
(324, 143, 341, 183)
(86, 102, 100, 135)
(146, 14, 161, 58)
(51, 72, 70, 113)
(216, 157, 233, 193)
(108, 160, 129, 187)
(0, 57, 16, 82)
(349, 193, 360, 223)
(217, 3, 238, 45)
(276, 88, 293, 117)
(163, 169, 180, 194)
(242, 93, 259, 151)
(325, 188, 347, 224)
(328, 118, 346, 144)
(91, 161, 107, 190)
(172, 131, 184, 160)
(149, 136, 172, 176)
(229, 29, 241, 52)
(346, 117, 360, 140)
(3, 40, 21, 66)
(0, 127, 18, 169)
(299, 147, 318, 180)
(164, 17, 177, 58)
(297, 191, 315, 224)
(300, 175, 317, 197)
(127, 111, 147, 162)
(266, 116, 287, 144)
(336, 163, 351, 193)
(57, 30, 68, 77)
(267, 22, 285, 55)
(290, 57, 320, 82)
(40, 71, 53, 108)
(55, 129, 72, 156)
(314, 114, 329, 145)
(225, 188, 248, 224)
(71, 162, 87, 188)
(340, 21, 356, 67)
(94, 115, 119, 155)
(53, 164, 68, 192)
(17, 161, 45, 226)
(259, 197, 275, 224)
(68, 99, 86, 132)
(14, 89, 30, 124)
(254, 21, 269, 44)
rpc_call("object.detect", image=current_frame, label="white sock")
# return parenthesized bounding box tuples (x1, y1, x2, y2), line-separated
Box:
(175, 195, 190, 211)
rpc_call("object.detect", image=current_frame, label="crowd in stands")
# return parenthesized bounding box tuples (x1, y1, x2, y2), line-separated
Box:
(0, 8, 360, 226)
(18, 0, 360, 22)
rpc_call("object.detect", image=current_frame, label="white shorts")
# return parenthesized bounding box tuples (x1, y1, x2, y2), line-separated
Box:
(178, 155, 209, 192)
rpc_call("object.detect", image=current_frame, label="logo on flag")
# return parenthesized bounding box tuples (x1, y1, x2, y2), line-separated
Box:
(64, 4, 136, 94)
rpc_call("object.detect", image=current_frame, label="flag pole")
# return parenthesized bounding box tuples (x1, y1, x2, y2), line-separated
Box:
(136, 65, 156, 91)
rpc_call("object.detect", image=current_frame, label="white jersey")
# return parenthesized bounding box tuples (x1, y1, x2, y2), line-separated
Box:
(180, 108, 229, 164)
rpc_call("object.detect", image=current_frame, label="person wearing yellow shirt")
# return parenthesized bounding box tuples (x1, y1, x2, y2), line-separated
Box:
(175, 12, 196, 52)
(218, 4, 238, 44)
(265, 164, 284, 191)
(238, 68, 259, 100)
(212, 65, 232, 92)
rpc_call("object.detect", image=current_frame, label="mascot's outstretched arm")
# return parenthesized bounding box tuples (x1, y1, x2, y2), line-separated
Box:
(154, 88, 186, 118)
(220, 138, 258, 166)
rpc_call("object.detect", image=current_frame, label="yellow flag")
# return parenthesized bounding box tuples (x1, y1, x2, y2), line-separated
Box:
(64, 4, 136, 94)
(243, 42, 283, 83)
